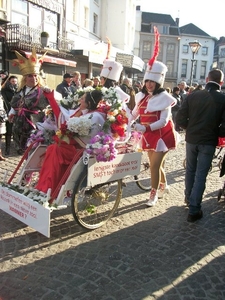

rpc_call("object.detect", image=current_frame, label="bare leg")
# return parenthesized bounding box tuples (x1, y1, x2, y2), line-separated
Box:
(148, 150, 167, 190)
(0, 135, 6, 161)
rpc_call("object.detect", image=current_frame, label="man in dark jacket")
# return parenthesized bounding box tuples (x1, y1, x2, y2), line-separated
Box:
(176, 69, 225, 222)
(1, 75, 18, 155)
(56, 73, 73, 98)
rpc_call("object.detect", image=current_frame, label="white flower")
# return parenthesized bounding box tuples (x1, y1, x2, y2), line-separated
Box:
(83, 86, 95, 93)
(67, 114, 93, 136)
(108, 115, 116, 122)
(92, 141, 102, 149)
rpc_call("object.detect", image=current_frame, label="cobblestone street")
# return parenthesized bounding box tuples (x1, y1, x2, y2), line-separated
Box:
(0, 136, 225, 300)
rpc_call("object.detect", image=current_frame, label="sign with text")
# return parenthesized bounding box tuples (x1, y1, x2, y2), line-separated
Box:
(87, 152, 142, 186)
(116, 53, 134, 68)
(0, 187, 50, 238)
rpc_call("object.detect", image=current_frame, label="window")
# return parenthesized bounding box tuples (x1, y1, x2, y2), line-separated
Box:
(181, 59, 188, 77)
(29, 4, 42, 29)
(167, 61, 174, 76)
(200, 61, 207, 79)
(84, 7, 88, 28)
(12, 0, 28, 25)
(143, 41, 151, 52)
(93, 13, 98, 34)
(72, 0, 78, 23)
(202, 46, 208, 56)
(182, 45, 189, 54)
(167, 44, 175, 55)
(162, 25, 168, 34)
(42, 10, 57, 44)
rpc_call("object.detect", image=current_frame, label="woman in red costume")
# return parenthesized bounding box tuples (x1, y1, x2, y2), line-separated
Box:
(131, 27, 179, 206)
(35, 90, 105, 197)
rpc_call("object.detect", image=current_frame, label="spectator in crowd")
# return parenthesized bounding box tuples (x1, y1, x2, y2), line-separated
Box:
(176, 69, 225, 222)
(56, 73, 73, 98)
(195, 84, 203, 91)
(92, 76, 100, 88)
(120, 78, 135, 110)
(1, 75, 18, 155)
(82, 78, 94, 88)
(0, 70, 9, 86)
(171, 86, 181, 132)
(9, 48, 51, 155)
(70, 71, 81, 92)
(178, 81, 188, 102)
(133, 81, 142, 94)
(120, 77, 132, 94)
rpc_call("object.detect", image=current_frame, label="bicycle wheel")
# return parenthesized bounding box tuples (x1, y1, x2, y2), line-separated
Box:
(71, 169, 122, 230)
(134, 151, 151, 191)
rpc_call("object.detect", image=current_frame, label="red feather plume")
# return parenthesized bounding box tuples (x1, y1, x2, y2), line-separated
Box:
(106, 37, 111, 59)
(148, 26, 160, 69)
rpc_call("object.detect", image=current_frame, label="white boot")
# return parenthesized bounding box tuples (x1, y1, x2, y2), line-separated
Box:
(146, 188, 158, 206)
(158, 183, 169, 198)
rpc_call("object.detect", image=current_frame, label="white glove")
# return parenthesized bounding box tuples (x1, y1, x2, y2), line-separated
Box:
(134, 123, 146, 133)
(43, 86, 52, 93)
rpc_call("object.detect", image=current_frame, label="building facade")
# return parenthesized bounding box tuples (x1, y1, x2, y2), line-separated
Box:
(0, 0, 220, 90)
(0, 0, 145, 89)
(134, 7, 216, 88)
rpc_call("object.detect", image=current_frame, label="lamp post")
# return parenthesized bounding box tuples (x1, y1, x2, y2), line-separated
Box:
(189, 40, 202, 86)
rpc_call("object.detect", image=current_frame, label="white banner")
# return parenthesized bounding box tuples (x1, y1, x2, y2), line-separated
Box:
(0, 187, 51, 238)
(87, 152, 142, 186)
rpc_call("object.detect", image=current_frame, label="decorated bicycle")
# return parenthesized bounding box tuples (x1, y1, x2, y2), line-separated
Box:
(0, 48, 148, 237)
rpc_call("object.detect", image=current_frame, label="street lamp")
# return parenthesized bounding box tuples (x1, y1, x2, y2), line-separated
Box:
(189, 40, 202, 86)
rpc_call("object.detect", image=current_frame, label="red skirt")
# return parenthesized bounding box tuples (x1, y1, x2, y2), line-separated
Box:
(35, 138, 78, 194)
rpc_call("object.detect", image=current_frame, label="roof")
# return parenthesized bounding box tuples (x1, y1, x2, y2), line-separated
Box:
(179, 23, 210, 37)
(141, 12, 179, 35)
(142, 12, 177, 26)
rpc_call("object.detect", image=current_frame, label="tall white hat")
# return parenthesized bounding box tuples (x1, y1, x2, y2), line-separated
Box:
(100, 59, 123, 82)
(143, 61, 168, 85)
(143, 26, 167, 86)
(100, 37, 123, 82)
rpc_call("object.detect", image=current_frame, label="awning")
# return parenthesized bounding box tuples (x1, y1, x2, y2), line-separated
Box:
(22, 51, 77, 67)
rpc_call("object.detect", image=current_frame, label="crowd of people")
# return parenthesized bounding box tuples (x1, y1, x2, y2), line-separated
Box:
(1, 28, 225, 223)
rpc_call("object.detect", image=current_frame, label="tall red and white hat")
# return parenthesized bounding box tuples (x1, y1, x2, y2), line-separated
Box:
(100, 38, 123, 82)
(143, 27, 167, 86)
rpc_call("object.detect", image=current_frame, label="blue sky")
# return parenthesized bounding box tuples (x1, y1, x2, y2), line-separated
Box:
(138, 0, 224, 40)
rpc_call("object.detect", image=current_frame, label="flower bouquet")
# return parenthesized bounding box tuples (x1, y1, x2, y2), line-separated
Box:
(86, 131, 117, 162)
(98, 87, 128, 139)
(56, 114, 93, 144)
(60, 86, 95, 110)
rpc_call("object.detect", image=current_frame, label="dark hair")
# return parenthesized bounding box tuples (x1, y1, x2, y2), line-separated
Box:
(102, 77, 116, 88)
(208, 69, 224, 83)
(173, 86, 180, 93)
(142, 80, 161, 95)
(85, 90, 104, 110)
(8, 75, 18, 81)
